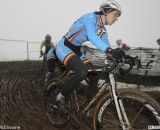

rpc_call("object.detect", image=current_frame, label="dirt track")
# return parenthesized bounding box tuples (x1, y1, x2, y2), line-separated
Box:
(0, 61, 159, 130)
(0, 61, 62, 130)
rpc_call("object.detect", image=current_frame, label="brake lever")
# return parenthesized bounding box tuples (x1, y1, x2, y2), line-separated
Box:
(105, 55, 118, 72)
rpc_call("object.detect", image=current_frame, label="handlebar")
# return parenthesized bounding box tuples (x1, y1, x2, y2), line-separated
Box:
(105, 54, 135, 74)
(105, 54, 118, 72)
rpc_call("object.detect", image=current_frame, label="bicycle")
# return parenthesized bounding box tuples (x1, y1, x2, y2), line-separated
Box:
(44, 55, 160, 130)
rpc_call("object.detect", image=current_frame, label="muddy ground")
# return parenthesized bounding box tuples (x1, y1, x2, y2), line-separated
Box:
(0, 61, 159, 130)
(0, 61, 61, 130)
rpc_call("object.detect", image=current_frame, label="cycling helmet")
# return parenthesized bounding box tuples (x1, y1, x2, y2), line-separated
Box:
(45, 34, 51, 40)
(100, 0, 121, 16)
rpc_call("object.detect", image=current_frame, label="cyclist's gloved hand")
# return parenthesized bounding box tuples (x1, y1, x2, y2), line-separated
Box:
(106, 48, 125, 61)
(121, 43, 130, 51)
(40, 51, 43, 56)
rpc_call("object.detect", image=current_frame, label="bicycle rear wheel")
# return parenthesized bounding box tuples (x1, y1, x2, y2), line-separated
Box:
(43, 79, 70, 129)
(92, 88, 160, 130)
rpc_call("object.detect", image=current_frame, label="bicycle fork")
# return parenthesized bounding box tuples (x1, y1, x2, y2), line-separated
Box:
(109, 73, 131, 130)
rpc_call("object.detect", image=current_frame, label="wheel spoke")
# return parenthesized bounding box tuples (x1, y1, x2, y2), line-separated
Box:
(102, 118, 122, 126)
(131, 104, 144, 125)
(131, 99, 134, 116)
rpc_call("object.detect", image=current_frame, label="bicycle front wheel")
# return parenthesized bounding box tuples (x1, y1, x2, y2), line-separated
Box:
(92, 88, 160, 130)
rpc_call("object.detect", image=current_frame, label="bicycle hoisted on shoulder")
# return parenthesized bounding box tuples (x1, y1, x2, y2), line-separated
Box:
(44, 54, 160, 130)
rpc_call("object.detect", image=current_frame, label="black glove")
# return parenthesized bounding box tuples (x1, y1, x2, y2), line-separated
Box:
(107, 48, 125, 61)
(40, 51, 43, 56)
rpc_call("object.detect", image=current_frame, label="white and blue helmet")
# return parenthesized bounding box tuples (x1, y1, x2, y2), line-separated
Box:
(100, 0, 122, 16)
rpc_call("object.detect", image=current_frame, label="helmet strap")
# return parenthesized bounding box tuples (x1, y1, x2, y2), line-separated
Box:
(104, 14, 108, 25)
(101, 10, 108, 25)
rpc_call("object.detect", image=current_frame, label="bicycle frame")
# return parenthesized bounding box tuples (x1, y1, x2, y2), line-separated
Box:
(76, 60, 132, 129)
(54, 58, 134, 129)
(109, 72, 131, 129)
(75, 70, 131, 130)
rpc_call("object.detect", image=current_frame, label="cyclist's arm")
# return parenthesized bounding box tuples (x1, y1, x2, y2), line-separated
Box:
(40, 41, 44, 52)
(85, 14, 111, 52)
(50, 42, 54, 48)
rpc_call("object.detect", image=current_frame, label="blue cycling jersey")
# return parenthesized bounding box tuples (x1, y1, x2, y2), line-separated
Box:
(48, 13, 111, 64)
(64, 13, 110, 51)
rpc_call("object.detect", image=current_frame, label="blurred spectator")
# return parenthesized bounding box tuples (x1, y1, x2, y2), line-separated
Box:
(157, 38, 160, 50)
(116, 39, 130, 51)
